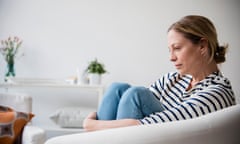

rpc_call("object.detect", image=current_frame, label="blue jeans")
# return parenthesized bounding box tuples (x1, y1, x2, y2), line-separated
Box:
(97, 82, 164, 120)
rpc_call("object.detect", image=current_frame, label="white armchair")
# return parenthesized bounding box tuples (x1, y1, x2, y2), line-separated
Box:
(0, 92, 46, 144)
(45, 104, 240, 144)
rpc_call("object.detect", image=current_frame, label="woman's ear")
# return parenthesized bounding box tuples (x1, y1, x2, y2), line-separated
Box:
(199, 38, 208, 55)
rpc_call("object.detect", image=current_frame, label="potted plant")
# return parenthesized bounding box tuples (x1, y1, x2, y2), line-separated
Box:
(86, 59, 107, 85)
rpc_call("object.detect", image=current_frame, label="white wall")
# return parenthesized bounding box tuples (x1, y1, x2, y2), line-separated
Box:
(0, 0, 239, 101)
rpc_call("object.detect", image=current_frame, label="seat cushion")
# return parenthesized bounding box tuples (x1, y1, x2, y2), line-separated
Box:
(0, 105, 34, 144)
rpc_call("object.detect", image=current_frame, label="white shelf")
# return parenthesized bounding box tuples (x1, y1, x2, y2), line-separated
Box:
(1, 77, 104, 89)
(0, 80, 105, 105)
(0, 81, 104, 89)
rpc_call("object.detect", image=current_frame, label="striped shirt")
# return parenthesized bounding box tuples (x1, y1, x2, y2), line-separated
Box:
(140, 71, 235, 124)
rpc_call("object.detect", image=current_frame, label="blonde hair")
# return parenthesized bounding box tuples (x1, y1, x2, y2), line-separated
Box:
(168, 15, 228, 64)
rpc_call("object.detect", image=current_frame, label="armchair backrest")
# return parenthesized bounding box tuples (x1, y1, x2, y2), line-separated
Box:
(0, 92, 32, 113)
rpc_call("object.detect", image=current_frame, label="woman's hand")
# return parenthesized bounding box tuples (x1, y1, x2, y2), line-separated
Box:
(83, 112, 98, 131)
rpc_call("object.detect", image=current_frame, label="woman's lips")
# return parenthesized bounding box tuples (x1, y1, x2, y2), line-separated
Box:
(175, 64, 182, 69)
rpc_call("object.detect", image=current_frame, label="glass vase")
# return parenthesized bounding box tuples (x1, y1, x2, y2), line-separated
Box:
(5, 62, 15, 81)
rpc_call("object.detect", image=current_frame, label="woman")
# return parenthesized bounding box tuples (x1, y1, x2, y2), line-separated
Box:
(83, 15, 235, 131)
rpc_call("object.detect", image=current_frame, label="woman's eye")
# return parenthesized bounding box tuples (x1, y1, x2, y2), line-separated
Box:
(169, 46, 181, 52)
(174, 47, 181, 50)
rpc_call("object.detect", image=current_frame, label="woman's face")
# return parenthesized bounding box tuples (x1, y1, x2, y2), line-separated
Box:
(167, 30, 204, 76)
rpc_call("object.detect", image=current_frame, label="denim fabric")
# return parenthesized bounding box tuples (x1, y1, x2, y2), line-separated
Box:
(97, 82, 164, 120)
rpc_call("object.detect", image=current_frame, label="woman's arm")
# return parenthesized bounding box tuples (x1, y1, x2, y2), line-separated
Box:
(83, 112, 141, 131)
(140, 84, 235, 125)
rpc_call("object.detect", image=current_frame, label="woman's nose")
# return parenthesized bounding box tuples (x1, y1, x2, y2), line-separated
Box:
(170, 52, 177, 62)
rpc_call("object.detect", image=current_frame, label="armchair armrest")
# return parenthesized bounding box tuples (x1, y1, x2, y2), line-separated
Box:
(45, 105, 240, 144)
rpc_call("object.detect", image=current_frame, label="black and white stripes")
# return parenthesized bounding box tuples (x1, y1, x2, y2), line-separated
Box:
(140, 71, 235, 124)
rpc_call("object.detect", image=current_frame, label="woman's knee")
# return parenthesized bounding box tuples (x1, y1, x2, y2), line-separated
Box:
(108, 82, 131, 95)
(120, 86, 148, 102)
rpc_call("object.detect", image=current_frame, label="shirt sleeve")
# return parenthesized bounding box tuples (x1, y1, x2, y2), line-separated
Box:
(140, 83, 235, 124)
